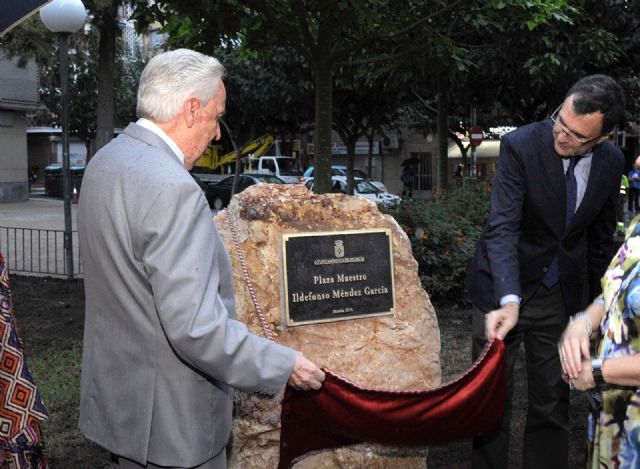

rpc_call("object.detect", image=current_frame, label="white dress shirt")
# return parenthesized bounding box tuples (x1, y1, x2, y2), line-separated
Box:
(136, 118, 185, 165)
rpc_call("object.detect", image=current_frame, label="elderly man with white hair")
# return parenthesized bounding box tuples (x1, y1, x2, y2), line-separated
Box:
(77, 48, 325, 469)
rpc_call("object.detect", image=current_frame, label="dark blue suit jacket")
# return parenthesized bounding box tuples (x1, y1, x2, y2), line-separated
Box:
(466, 119, 623, 316)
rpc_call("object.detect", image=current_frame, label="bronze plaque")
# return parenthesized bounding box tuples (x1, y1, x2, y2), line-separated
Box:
(281, 229, 395, 326)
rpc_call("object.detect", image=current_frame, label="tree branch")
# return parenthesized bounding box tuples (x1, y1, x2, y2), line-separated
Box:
(411, 89, 438, 115)
(291, 0, 319, 58)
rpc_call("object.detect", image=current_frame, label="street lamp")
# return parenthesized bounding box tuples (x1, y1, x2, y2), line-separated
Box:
(40, 0, 86, 278)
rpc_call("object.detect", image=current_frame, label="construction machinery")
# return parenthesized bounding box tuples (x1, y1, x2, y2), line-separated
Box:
(193, 134, 274, 172)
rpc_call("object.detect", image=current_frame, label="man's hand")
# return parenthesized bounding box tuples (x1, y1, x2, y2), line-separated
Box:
(287, 352, 325, 391)
(485, 302, 519, 340)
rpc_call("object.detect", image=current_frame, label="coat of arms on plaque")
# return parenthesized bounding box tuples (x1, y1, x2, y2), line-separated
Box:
(334, 240, 344, 258)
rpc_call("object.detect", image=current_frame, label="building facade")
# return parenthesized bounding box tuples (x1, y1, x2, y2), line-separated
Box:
(0, 51, 40, 202)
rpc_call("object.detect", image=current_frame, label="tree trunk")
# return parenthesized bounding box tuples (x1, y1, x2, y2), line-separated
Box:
(94, 0, 118, 155)
(450, 131, 470, 175)
(313, 61, 334, 194)
(346, 141, 356, 195)
(366, 134, 373, 178)
(436, 73, 449, 191)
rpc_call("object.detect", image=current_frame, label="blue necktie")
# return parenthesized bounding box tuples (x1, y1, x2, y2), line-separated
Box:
(543, 157, 579, 288)
(565, 156, 578, 225)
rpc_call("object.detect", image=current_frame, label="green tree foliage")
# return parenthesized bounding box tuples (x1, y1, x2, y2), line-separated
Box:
(238, 0, 576, 191)
(128, 0, 637, 184)
(130, 0, 243, 52)
(114, 43, 147, 128)
(444, 1, 640, 129)
(213, 45, 314, 150)
(131, 0, 447, 193)
(389, 1, 578, 186)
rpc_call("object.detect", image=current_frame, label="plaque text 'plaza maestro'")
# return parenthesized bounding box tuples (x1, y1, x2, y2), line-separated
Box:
(281, 229, 395, 326)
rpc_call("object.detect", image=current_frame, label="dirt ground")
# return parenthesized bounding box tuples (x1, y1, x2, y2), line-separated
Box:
(9, 275, 589, 468)
(10, 275, 109, 467)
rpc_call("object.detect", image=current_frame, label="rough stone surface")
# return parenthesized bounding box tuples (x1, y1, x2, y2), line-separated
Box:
(214, 184, 441, 469)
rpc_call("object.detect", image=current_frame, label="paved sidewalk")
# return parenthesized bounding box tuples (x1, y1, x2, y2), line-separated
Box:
(0, 195, 79, 277)
(0, 197, 77, 230)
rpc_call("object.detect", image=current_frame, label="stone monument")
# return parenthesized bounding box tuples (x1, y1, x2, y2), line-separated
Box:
(214, 183, 441, 468)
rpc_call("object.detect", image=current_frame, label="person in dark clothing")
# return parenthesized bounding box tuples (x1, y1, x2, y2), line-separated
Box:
(454, 164, 464, 186)
(465, 75, 625, 469)
(401, 164, 414, 198)
(627, 157, 640, 214)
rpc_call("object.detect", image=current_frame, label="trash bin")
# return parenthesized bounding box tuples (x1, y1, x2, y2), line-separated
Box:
(44, 164, 63, 197)
(44, 163, 86, 197)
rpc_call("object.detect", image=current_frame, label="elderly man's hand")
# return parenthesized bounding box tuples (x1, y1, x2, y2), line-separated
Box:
(485, 302, 519, 340)
(288, 352, 325, 390)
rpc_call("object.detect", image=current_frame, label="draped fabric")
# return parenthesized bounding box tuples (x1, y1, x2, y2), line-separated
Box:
(279, 339, 505, 468)
(0, 253, 48, 469)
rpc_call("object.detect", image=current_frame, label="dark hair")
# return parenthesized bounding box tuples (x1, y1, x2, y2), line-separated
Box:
(566, 74, 625, 135)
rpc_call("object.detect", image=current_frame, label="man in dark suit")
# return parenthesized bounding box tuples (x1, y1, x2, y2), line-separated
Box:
(465, 75, 625, 469)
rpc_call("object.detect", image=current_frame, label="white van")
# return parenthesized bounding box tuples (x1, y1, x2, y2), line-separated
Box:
(255, 156, 303, 184)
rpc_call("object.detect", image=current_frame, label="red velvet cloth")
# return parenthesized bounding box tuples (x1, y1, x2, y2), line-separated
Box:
(278, 339, 505, 468)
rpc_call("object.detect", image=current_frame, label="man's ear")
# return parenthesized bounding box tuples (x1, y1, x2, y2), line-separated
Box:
(184, 97, 200, 128)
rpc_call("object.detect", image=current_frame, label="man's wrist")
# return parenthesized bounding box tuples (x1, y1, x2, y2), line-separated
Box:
(500, 294, 521, 306)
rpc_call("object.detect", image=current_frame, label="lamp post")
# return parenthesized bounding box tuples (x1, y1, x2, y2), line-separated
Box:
(40, 0, 86, 278)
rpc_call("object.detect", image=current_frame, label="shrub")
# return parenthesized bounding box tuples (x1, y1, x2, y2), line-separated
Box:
(383, 180, 491, 303)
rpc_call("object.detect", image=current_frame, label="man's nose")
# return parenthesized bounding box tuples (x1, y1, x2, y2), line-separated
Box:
(556, 126, 572, 142)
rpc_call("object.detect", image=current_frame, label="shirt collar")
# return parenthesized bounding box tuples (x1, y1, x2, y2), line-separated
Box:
(562, 151, 592, 165)
(136, 118, 185, 165)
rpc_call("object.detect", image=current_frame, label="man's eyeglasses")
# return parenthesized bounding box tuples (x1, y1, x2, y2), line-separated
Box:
(550, 105, 601, 145)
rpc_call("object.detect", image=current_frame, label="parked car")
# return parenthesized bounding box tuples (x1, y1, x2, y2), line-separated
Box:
(302, 165, 387, 192)
(251, 156, 303, 184)
(190, 172, 208, 192)
(305, 176, 400, 207)
(205, 173, 285, 210)
(300, 166, 345, 184)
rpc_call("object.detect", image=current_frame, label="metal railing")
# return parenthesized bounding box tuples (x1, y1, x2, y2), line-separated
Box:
(0, 226, 82, 278)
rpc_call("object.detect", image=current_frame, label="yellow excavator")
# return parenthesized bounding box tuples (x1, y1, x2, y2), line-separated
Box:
(193, 134, 274, 172)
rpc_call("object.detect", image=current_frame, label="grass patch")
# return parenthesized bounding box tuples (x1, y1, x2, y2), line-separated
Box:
(27, 341, 85, 460)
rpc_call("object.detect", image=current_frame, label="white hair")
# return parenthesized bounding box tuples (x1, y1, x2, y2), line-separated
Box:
(136, 49, 226, 123)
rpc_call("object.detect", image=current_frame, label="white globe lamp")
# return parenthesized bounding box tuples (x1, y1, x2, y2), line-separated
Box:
(40, 0, 86, 33)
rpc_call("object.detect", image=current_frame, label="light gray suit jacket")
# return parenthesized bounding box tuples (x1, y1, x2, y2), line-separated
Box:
(78, 123, 296, 466)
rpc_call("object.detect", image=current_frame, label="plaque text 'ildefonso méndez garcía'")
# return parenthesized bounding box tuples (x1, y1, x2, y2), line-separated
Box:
(281, 229, 395, 326)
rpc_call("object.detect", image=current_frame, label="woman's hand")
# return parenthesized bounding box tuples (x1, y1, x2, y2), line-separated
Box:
(559, 315, 591, 380)
(568, 360, 596, 391)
